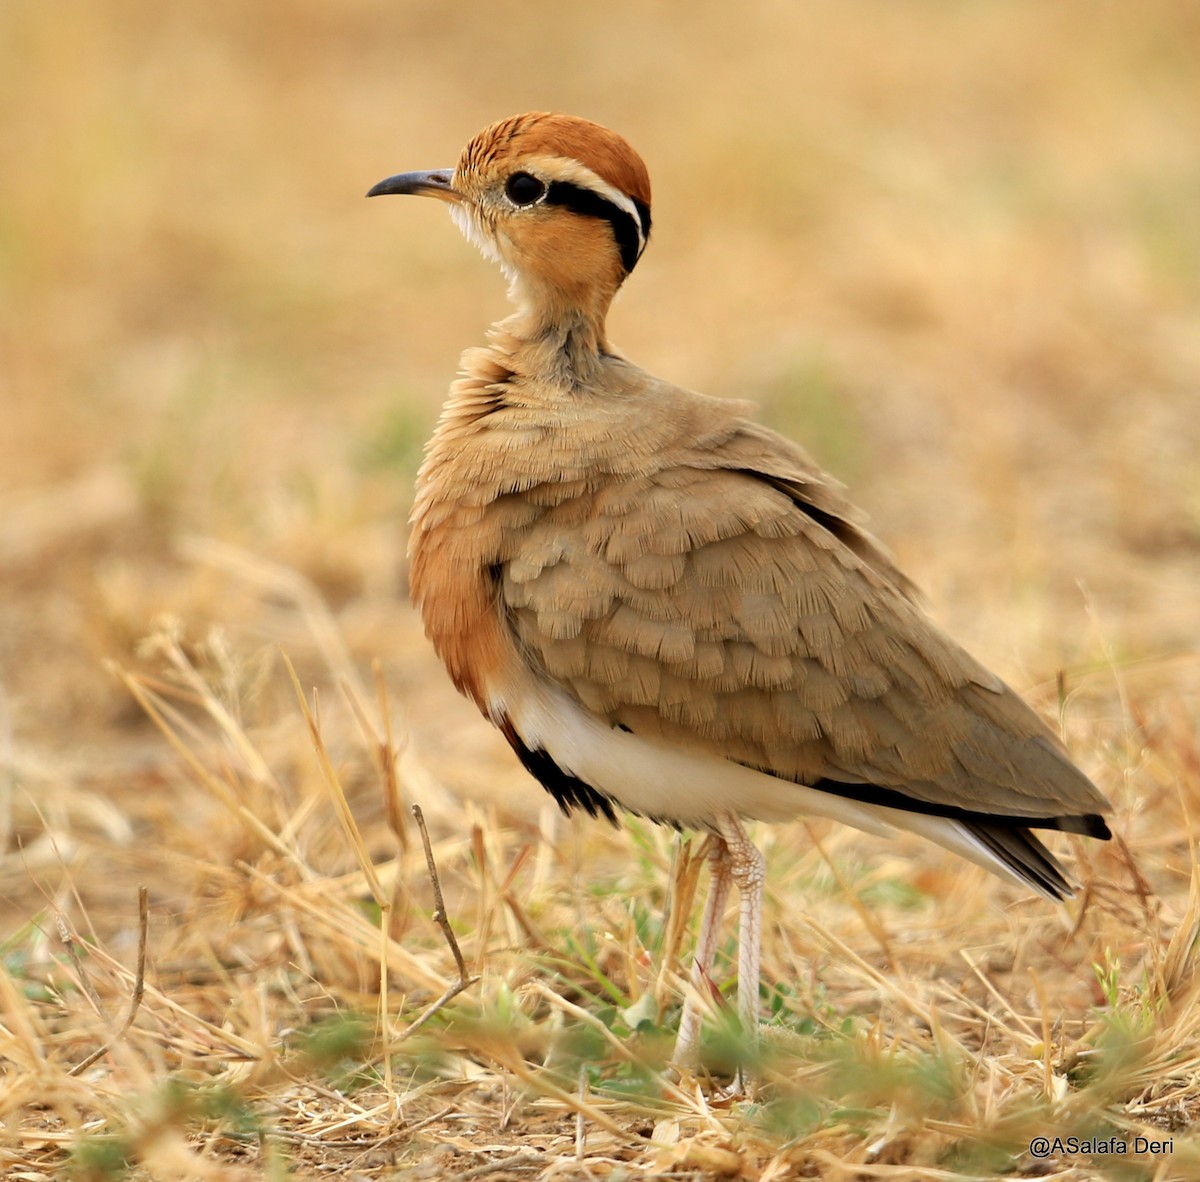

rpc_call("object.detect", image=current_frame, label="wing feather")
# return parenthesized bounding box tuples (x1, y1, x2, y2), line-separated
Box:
(500, 461, 1108, 825)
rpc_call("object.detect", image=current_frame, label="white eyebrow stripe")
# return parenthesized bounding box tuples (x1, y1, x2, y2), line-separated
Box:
(524, 156, 648, 258)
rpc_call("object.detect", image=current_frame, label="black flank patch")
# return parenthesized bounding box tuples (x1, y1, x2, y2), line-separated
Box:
(545, 180, 644, 274)
(498, 715, 619, 824)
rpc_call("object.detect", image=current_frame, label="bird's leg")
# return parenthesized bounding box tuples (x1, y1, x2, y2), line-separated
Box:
(673, 812, 765, 1078)
(713, 811, 765, 1045)
(673, 835, 733, 1067)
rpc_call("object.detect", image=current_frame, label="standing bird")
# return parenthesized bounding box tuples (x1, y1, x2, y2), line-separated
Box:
(368, 112, 1111, 1064)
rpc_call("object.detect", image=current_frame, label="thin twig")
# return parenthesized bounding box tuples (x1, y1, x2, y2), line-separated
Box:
(69, 886, 149, 1076)
(413, 804, 468, 983)
(124, 886, 149, 1037)
(576, 1062, 587, 1159)
(395, 804, 479, 1041)
(457, 1152, 546, 1180)
(56, 912, 104, 1017)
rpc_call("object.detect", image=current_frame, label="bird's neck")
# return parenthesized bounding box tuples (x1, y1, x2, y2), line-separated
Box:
(500, 274, 617, 383)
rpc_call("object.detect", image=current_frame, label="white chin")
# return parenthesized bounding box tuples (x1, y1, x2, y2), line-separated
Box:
(449, 204, 502, 267)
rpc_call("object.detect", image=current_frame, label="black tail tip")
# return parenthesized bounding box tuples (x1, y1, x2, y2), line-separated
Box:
(1056, 814, 1112, 841)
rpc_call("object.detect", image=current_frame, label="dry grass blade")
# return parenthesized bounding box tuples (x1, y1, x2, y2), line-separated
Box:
(107, 658, 300, 862)
(804, 820, 897, 969)
(478, 1043, 651, 1143)
(179, 535, 367, 704)
(235, 859, 446, 993)
(343, 661, 411, 854)
(282, 652, 387, 908)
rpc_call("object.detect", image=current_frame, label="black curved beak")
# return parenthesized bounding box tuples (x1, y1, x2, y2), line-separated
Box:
(366, 169, 461, 202)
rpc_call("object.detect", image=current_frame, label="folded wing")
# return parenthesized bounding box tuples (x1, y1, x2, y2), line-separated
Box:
(500, 428, 1109, 842)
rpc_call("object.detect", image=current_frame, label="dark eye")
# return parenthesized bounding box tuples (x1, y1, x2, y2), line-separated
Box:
(505, 171, 546, 206)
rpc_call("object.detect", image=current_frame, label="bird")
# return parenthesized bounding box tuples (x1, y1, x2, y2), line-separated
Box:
(367, 112, 1112, 1068)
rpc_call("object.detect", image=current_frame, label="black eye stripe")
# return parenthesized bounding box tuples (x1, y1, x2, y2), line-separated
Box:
(544, 180, 650, 273)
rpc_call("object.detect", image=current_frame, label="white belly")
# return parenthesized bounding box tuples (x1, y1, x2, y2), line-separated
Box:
(495, 678, 1040, 892)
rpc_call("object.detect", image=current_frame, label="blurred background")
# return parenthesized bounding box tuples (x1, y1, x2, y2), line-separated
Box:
(2, 0, 1198, 915)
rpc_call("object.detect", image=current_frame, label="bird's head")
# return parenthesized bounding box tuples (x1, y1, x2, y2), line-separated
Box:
(369, 113, 652, 330)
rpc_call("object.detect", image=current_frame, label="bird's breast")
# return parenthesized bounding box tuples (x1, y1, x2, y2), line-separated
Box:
(407, 380, 587, 714)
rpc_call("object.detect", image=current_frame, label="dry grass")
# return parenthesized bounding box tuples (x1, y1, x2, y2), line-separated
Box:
(3, 1, 1200, 1178)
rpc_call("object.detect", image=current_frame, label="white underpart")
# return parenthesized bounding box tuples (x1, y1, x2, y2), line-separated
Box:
(497, 678, 1044, 894)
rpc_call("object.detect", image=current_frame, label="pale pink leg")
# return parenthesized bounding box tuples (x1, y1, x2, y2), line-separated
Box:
(673, 837, 733, 1066)
(714, 811, 765, 1042)
(672, 812, 765, 1071)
